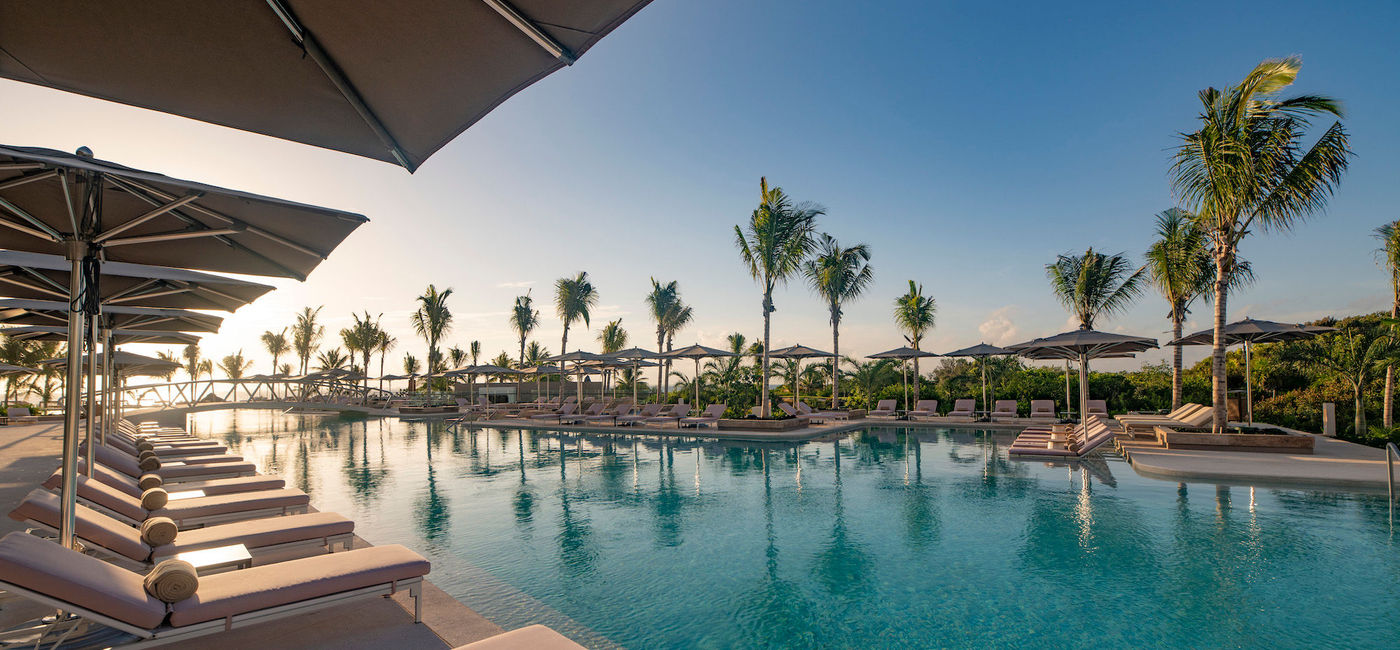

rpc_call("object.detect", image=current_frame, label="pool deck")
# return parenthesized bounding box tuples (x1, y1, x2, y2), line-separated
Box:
(0, 421, 506, 649)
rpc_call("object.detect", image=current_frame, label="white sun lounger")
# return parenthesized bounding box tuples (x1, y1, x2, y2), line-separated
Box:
(0, 531, 430, 647)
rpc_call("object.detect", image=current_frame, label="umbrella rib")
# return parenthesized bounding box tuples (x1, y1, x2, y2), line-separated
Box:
(264, 0, 416, 170)
(0, 275, 65, 300)
(92, 193, 203, 242)
(14, 267, 71, 296)
(0, 197, 63, 242)
(0, 169, 60, 192)
(480, 0, 577, 64)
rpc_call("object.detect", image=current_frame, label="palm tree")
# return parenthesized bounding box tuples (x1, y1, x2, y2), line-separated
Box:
(411, 285, 454, 375)
(554, 272, 598, 400)
(510, 291, 539, 374)
(218, 350, 254, 401)
(523, 341, 549, 367)
(1145, 210, 1214, 410)
(1171, 56, 1353, 430)
(1046, 248, 1146, 331)
(341, 312, 381, 390)
(734, 177, 822, 415)
(892, 281, 936, 400)
(1375, 221, 1400, 427)
(317, 348, 349, 371)
(804, 234, 873, 409)
(598, 319, 627, 396)
(646, 279, 679, 400)
(1284, 323, 1397, 435)
(260, 328, 289, 376)
(374, 330, 396, 391)
(843, 357, 898, 410)
(448, 346, 467, 368)
(402, 353, 420, 375)
(292, 306, 324, 375)
(182, 343, 202, 404)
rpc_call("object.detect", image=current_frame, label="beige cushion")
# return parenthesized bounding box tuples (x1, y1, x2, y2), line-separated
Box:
(151, 488, 309, 521)
(73, 474, 148, 521)
(158, 460, 256, 480)
(8, 489, 151, 562)
(0, 531, 166, 629)
(144, 559, 199, 603)
(165, 511, 354, 556)
(455, 625, 585, 650)
(168, 544, 430, 627)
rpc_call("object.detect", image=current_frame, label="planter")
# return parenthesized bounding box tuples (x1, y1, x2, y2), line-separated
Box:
(718, 418, 805, 431)
(1153, 426, 1315, 453)
(844, 409, 867, 420)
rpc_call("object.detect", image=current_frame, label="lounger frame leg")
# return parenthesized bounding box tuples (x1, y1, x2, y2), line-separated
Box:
(410, 582, 423, 623)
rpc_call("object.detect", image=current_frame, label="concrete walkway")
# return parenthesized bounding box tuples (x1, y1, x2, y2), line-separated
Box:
(1121, 432, 1391, 491)
(0, 421, 505, 649)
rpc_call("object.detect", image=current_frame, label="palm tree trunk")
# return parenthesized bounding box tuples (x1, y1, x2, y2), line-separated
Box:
(831, 319, 840, 410)
(761, 291, 772, 417)
(1211, 249, 1230, 432)
(1386, 297, 1397, 427)
(655, 331, 665, 403)
(1354, 382, 1366, 435)
(1171, 311, 1183, 410)
(560, 327, 570, 401)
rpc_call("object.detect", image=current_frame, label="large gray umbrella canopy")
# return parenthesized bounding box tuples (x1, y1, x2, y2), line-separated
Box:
(0, 298, 222, 333)
(0, 1, 654, 171)
(943, 343, 1013, 416)
(0, 146, 366, 278)
(662, 344, 736, 407)
(1167, 317, 1336, 424)
(770, 344, 834, 410)
(1, 325, 199, 346)
(606, 347, 658, 405)
(546, 351, 605, 403)
(1008, 330, 1157, 424)
(868, 346, 939, 409)
(41, 350, 180, 377)
(0, 250, 274, 311)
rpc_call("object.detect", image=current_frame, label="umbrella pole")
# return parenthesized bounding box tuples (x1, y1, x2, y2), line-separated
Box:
(103, 329, 113, 445)
(86, 317, 99, 476)
(59, 243, 87, 549)
(695, 358, 701, 408)
(902, 361, 909, 410)
(1064, 360, 1072, 419)
(1079, 353, 1089, 430)
(980, 357, 988, 417)
(1245, 341, 1253, 426)
(632, 361, 639, 407)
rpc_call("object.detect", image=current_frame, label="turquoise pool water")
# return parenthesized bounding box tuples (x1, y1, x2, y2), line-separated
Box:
(188, 411, 1400, 649)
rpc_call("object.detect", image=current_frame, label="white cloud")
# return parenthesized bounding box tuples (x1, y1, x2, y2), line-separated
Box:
(978, 306, 1020, 345)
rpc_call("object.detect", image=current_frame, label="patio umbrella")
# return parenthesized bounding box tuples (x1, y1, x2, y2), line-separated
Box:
(0, 147, 361, 551)
(1, 325, 200, 346)
(942, 343, 1013, 416)
(662, 344, 737, 408)
(868, 346, 939, 409)
(0, 1, 655, 172)
(1167, 317, 1336, 425)
(769, 344, 834, 409)
(41, 350, 180, 377)
(518, 365, 561, 402)
(545, 351, 605, 403)
(604, 348, 659, 404)
(0, 362, 39, 374)
(0, 299, 223, 333)
(0, 250, 274, 311)
(1008, 329, 1158, 426)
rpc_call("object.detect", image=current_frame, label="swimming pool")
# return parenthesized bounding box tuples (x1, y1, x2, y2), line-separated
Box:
(188, 410, 1400, 649)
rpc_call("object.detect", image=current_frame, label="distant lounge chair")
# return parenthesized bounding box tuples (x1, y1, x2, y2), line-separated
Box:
(9, 489, 353, 571)
(1116, 404, 1212, 437)
(647, 403, 691, 427)
(1009, 415, 1116, 457)
(560, 401, 606, 425)
(1087, 400, 1108, 417)
(990, 400, 1019, 420)
(6, 406, 38, 423)
(868, 400, 899, 418)
(947, 399, 976, 419)
(776, 402, 813, 424)
(681, 404, 727, 428)
(616, 403, 664, 426)
(584, 399, 634, 425)
(530, 402, 578, 423)
(797, 401, 848, 423)
(0, 531, 430, 646)
(907, 400, 939, 420)
(1029, 400, 1056, 421)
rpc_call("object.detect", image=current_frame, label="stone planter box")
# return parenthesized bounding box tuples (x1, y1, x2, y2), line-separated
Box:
(1154, 426, 1315, 453)
(844, 409, 867, 420)
(718, 418, 805, 431)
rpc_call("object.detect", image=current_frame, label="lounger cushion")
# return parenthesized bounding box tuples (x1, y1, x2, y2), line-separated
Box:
(9, 489, 151, 562)
(0, 532, 166, 629)
(167, 544, 431, 627)
(157, 460, 258, 480)
(152, 488, 309, 521)
(161, 511, 355, 557)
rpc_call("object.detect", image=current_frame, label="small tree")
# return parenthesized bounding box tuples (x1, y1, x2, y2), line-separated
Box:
(1284, 321, 1398, 435)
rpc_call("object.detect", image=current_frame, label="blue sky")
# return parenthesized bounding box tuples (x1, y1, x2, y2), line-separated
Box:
(1, 0, 1397, 374)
